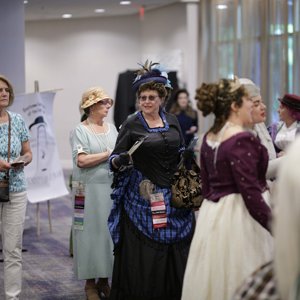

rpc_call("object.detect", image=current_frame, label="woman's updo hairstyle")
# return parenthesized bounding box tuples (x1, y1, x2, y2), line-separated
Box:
(195, 78, 247, 133)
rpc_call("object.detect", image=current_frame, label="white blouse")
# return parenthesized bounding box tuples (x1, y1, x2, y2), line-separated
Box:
(275, 121, 298, 151)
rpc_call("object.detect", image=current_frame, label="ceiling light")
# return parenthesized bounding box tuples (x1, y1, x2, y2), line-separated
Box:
(120, 1, 131, 5)
(94, 8, 105, 13)
(24, 0, 28, 4)
(217, 4, 228, 10)
(62, 14, 72, 19)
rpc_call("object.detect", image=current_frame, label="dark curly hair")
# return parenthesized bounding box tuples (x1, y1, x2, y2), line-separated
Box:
(138, 81, 168, 99)
(195, 78, 247, 133)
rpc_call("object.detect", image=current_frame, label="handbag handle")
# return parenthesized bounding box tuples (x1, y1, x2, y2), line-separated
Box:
(4, 112, 11, 180)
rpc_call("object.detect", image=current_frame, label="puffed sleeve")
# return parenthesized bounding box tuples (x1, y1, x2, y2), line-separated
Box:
(110, 120, 132, 155)
(228, 133, 271, 232)
(173, 114, 185, 150)
(109, 120, 133, 171)
(71, 125, 90, 161)
(165, 112, 185, 150)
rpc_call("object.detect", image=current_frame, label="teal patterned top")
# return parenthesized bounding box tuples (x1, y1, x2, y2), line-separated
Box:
(0, 111, 30, 192)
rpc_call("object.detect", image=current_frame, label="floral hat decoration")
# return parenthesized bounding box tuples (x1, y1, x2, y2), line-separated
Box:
(132, 60, 172, 92)
(80, 87, 113, 109)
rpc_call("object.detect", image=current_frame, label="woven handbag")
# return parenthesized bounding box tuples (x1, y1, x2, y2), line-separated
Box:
(171, 157, 203, 209)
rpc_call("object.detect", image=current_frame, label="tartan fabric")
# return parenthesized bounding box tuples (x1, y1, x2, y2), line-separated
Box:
(233, 261, 280, 300)
(108, 167, 194, 245)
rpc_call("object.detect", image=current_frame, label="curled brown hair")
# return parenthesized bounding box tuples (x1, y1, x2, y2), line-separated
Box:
(195, 78, 247, 133)
(138, 81, 167, 100)
(0, 75, 15, 106)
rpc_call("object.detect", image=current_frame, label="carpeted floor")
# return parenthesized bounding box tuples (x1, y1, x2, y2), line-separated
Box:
(0, 194, 87, 300)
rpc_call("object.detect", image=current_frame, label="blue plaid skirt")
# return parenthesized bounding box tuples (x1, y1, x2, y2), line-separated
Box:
(108, 168, 194, 245)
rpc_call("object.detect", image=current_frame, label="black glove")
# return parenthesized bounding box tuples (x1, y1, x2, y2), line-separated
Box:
(113, 152, 131, 169)
(181, 149, 194, 169)
(182, 149, 194, 161)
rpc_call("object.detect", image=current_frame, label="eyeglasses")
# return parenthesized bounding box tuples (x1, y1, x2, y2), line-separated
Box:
(0, 88, 10, 93)
(99, 99, 113, 106)
(138, 95, 159, 102)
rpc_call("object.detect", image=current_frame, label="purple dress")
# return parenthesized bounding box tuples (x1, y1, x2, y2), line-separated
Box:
(182, 131, 273, 300)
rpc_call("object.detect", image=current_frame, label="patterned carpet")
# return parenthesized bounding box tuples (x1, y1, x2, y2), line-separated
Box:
(0, 194, 86, 300)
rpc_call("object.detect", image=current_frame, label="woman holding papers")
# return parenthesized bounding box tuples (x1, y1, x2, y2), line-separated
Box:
(0, 75, 32, 300)
(108, 61, 195, 300)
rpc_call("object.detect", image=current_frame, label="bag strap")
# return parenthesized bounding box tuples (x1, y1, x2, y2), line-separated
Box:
(177, 156, 185, 169)
(177, 155, 199, 172)
(5, 112, 11, 180)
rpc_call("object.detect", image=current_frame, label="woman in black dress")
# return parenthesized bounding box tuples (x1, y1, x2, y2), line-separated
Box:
(108, 62, 195, 300)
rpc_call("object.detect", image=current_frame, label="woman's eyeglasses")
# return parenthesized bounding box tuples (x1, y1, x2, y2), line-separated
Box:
(138, 95, 159, 102)
(0, 88, 10, 93)
(99, 99, 113, 106)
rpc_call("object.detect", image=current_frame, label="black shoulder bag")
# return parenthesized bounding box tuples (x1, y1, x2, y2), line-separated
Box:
(0, 113, 11, 202)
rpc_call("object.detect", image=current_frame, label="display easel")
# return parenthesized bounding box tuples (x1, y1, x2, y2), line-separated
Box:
(34, 80, 53, 236)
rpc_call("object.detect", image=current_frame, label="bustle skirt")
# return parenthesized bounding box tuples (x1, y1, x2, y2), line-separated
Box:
(109, 210, 193, 300)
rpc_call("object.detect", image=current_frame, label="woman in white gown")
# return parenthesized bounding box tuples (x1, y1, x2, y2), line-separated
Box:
(181, 78, 273, 300)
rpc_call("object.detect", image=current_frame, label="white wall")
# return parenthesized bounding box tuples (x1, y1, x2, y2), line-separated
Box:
(1, 0, 25, 93)
(25, 3, 187, 169)
(141, 3, 188, 85)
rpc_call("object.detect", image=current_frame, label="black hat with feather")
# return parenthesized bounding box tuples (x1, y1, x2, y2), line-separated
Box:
(132, 60, 172, 92)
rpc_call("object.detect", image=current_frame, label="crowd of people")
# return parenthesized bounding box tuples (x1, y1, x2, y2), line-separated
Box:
(1, 64, 300, 300)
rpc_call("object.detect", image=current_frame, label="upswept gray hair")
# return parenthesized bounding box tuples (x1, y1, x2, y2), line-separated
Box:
(238, 78, 261, 98)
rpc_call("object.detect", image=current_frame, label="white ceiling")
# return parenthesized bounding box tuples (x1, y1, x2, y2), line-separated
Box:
(24, 0, 182, 21)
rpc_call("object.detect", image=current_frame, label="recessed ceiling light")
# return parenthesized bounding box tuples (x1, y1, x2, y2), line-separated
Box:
(24, 0, 28, 4)
(94, 8, 105, 13)
(62, 14, 72, 19)
(120, 1, 131, 5)
(217, 4, 228, 10)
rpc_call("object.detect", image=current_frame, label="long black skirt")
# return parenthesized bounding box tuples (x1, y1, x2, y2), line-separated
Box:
(109, 212, 193, 300)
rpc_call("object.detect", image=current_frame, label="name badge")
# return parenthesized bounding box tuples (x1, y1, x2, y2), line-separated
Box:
(73, 181, 85, 231)
(150, 192, 167, 229)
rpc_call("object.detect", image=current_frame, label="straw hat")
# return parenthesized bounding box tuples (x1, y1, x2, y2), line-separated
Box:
(80, 87, 112, 109)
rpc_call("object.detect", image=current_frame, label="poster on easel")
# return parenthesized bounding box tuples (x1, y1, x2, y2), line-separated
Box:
(11, 91, 69, 203)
